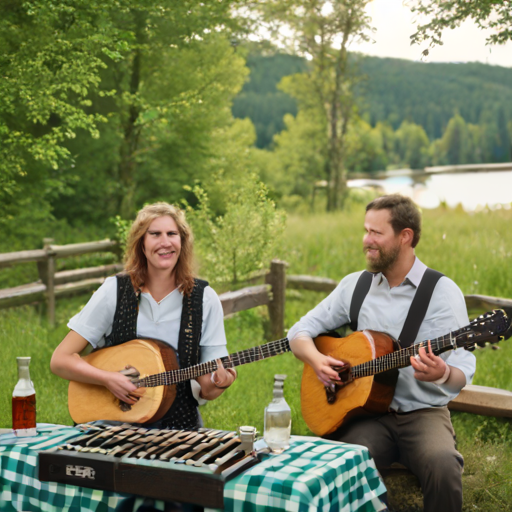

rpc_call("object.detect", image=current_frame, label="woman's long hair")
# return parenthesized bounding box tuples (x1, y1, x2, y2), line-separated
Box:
(124, 203, 195, 296)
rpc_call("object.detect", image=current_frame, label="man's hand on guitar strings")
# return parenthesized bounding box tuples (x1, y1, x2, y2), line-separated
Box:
(410, 340, 448, 383)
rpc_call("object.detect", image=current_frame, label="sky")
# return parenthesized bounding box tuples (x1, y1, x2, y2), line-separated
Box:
(349, 0, 512, 68)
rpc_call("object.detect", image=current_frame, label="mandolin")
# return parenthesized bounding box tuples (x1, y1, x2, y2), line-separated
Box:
(68, 337, 291, 424)
(301, 309, 511, 437)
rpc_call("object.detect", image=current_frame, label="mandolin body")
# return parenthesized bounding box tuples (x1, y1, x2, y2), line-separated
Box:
(68, 339, 178, 425)
(301, 330, 398, 437)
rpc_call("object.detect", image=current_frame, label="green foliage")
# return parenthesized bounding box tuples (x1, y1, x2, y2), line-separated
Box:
(184, 174, 286, 285)
(357, 56, 512, 143)
(344, 118, 389, 173)
(256, 1, 374, 210)
(434, 114, 472, 165)
(232, 47, 307, 148)
(395, 121, 430, 170)
(0, 0, 252, 232)
(112, 215, 132, 254)
(264, 110, 327, 201)
(235, 51, 512, 159)
(0, 0, 112, 219)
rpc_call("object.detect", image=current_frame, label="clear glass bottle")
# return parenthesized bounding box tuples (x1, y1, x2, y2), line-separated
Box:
(264, 374, 291, 453)
(12, 357, 37, 436)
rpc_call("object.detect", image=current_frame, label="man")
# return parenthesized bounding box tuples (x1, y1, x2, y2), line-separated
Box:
(288, 194, 475, 512)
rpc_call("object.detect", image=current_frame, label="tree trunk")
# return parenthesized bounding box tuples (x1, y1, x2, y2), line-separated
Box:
(326, 14, 351, 212)
(118, 13, 144, 219)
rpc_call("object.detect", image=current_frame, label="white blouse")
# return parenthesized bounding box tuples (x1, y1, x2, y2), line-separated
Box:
(68, 276, 229, 403)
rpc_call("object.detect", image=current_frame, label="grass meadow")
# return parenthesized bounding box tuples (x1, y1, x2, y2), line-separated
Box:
(2, 203, 512, 511)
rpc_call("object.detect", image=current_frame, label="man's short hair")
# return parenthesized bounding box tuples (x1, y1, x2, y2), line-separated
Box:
(366, 194, 421, 248)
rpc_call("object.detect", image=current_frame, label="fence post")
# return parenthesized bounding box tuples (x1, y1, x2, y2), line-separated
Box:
(43, 238, 56, 327)
(266, 259, 287, 339)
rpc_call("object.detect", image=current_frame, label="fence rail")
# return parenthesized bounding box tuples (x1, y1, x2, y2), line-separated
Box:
(0, 239, 123, 325)
(2, 241, 512, 328)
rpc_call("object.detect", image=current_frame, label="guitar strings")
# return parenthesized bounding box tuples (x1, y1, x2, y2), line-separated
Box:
(137, 311, 501, 387)
(351, 330, 473, 379)
(137, 338, 291, 388)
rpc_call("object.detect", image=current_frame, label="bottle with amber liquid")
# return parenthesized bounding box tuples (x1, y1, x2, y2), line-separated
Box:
(12, 357, 37, 436)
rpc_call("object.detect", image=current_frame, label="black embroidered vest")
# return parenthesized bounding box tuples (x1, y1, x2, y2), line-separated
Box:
(105, 274, 208, 430)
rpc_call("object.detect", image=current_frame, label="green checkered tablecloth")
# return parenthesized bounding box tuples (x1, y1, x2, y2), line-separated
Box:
(0, 424, 138, 512)
(0, 424, 387, 512)
(224, 438, 387, 512)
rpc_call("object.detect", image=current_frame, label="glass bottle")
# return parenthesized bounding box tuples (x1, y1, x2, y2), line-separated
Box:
(264, 374, 291, 453)
(12, 357, 37, 436)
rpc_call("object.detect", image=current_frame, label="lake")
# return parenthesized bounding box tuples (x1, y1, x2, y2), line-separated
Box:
(349, 170, 512, 211)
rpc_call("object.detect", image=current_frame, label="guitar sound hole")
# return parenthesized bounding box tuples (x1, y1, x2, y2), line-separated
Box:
(325, 362, 353, 404)
(336, 362, 352, 383)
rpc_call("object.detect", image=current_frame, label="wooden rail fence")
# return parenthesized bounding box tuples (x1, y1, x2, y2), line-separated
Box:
(2, 243, 512, 419)
(0, 238, 124, 326)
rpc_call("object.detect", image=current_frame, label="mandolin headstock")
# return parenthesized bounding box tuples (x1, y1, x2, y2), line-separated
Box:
(459, 309, 511, 351)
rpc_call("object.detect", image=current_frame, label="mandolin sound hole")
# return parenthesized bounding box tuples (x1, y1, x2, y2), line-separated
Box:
(119, 401, 132, 412)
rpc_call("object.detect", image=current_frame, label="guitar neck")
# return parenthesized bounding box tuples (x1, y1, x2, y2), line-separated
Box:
(351, 329, 461, 379)
(138, 338, 291, 388)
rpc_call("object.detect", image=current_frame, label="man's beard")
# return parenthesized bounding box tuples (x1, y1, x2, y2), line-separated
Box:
(364, 243, 401, 273)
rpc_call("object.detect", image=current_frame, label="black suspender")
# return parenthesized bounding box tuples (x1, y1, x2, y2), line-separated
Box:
(349, 271, 373, 332)
(397, 268, 444, 347)
(349, 268, 444, 347)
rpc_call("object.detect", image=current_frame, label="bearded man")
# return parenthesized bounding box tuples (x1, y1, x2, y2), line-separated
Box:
(288, 194, 475, 512)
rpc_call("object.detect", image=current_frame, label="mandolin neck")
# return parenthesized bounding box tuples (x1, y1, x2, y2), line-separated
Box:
(351, 330, 461, 379)
(137, 338, 291, 388)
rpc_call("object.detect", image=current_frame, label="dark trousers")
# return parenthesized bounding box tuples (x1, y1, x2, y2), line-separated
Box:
(330, 406, 464, 512)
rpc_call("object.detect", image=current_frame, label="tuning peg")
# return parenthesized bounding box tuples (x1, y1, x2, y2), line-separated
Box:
(466, 345, 476, 352)
(491, 345, 500, 350)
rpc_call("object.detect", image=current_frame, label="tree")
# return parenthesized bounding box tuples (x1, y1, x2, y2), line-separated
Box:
(439, 114, 471, 165)
(183, 174, 286, 285)
(0, 0, 248, 226)
(264, 109, 328, 202)
(343, 117, 388, 173)
(259, 0, 373, 210)
(395, 121, 430, 170)
(409, 1, 512, 53)
(0, 0, 113, 219)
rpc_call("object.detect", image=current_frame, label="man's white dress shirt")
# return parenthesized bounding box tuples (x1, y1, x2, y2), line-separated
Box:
(287, 258, 476, 412)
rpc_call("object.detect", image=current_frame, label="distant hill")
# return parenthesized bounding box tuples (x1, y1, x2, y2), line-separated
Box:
(233, 52, 512, 147)
(357, 56, 512, 139)
(232, 52, 307, 148)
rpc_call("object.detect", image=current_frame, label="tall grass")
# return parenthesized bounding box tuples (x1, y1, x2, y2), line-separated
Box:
(2, 204, 512, 510)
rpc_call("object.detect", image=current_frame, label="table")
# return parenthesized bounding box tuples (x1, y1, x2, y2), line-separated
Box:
(0, 424, 387, 512)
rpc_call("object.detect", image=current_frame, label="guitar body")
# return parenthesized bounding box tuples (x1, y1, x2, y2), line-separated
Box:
(68, 339, 178, 425)
(301, 330, 398, 437)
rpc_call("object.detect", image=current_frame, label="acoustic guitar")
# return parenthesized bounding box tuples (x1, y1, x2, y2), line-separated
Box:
(301, 309, 511, 437)
(68, 337, 291, 424)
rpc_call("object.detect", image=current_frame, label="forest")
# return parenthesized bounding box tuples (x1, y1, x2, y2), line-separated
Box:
(234, 52, 512, 163)
(2, 2, 512, 508)
(1, 0, 511, 254)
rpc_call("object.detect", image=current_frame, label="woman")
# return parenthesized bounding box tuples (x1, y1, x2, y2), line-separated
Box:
(51, 202, 236, 430)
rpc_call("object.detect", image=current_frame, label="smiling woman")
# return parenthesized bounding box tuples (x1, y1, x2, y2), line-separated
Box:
(143, 216, 182, 284)
(50, 202, 236, 432)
